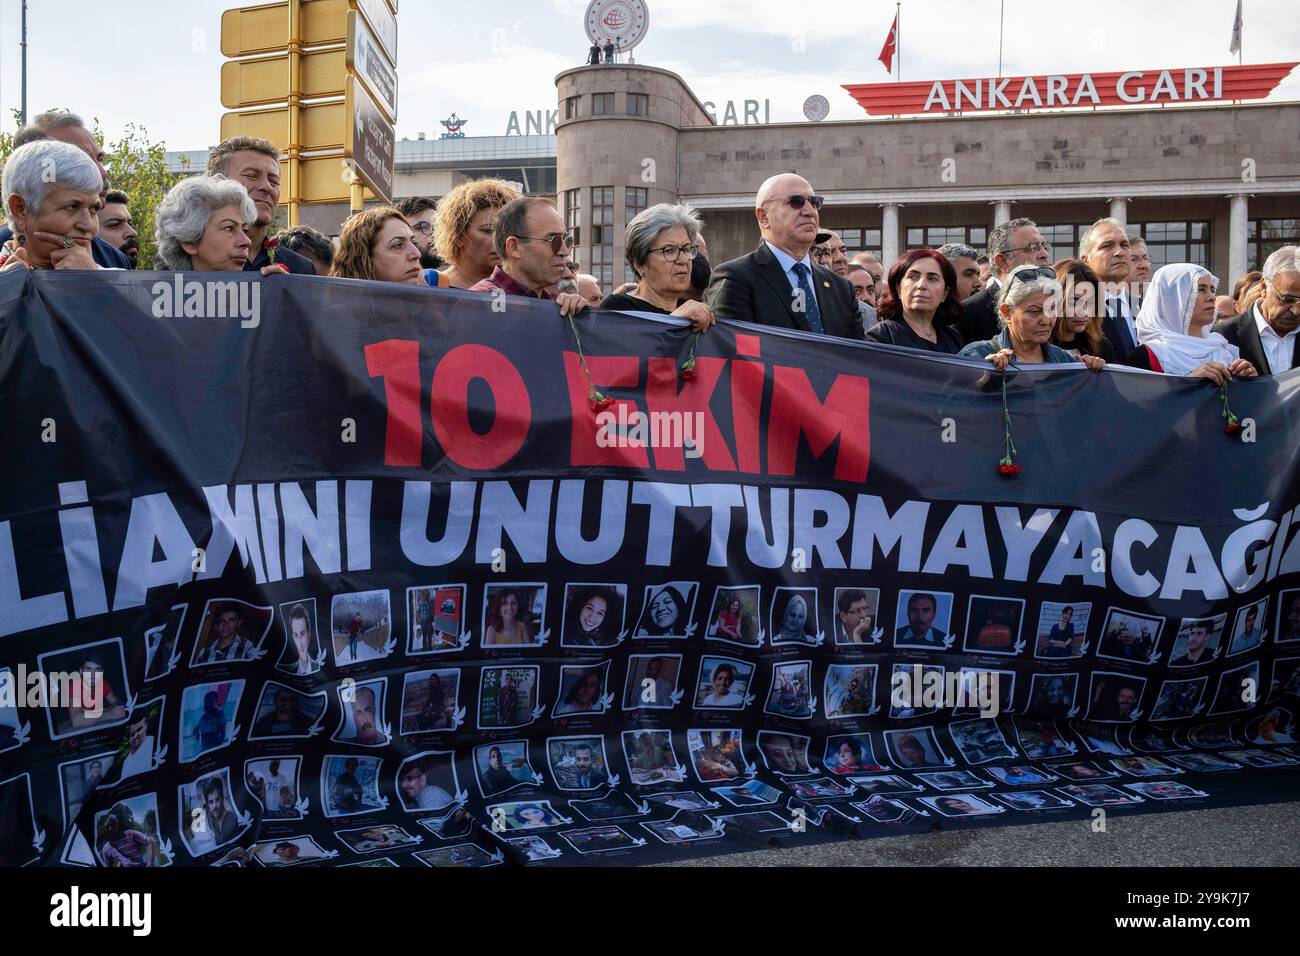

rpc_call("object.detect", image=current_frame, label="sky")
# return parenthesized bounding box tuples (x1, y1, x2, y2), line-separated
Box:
(0, 0, 1296, 151)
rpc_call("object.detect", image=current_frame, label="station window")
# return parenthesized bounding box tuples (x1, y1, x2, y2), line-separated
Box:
(565, 96, 581, 120)
(836, 227, 882, 260)
(1133, 221, 1211, 270)
(626, 93, 649, 117)
(1248, 218, 1299, 272)
(565, 189, 581, 266)
(906, 225, 988, 251)
(590, 186, 615, 286)
(592, 93, 616, 116)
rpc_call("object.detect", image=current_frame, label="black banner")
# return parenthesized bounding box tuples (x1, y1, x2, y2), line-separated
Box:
(2, 269, 1299, 867)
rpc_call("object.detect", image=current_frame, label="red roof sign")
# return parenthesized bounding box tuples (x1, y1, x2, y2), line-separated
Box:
(844, 63, 1298, 116)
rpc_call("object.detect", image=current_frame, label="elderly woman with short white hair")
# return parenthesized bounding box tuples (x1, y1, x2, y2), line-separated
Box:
(960, 264, 1105, 372)
(155, 175, 286, 274)
(601, 202, 714, 332)
(0, 139, 106, 271)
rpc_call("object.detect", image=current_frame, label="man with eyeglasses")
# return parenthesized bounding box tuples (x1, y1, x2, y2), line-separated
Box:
(1213, 245, 1300, 375)
(1078, 217, 1137, 361)
(706, 174, 862, 339)
(958, 217, 1051, 344)
(469, 197, 588, 316)
(396, 196, 444, 273)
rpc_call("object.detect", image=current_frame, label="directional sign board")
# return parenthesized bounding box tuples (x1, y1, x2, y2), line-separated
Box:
(346, 75, 395, 201)
(347, 10, 398, 119)
(220, 99, 347, 150)
(220, 47, 347, 109)
(353, 0, 397, 65)
(220, 0, 348, 56)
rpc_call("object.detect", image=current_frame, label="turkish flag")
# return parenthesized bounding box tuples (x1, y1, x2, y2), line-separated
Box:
(878, 14, 898, 73)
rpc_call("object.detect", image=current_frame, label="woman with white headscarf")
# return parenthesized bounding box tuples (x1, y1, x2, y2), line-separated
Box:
(1129, 263, 1257, 383)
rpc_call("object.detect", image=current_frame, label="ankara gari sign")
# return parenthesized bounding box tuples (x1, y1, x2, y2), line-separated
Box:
(845, 62, 1298, 116)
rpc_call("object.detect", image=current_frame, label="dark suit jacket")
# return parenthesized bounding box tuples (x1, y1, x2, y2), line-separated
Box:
(707, 242, 864, 340)
(247, 243, 316, 275)
(1213, 310, 1300, 375)
(959, 283, 1001, 344)
(0, 224, 131, 268)
(1101, 296, 1139, 365)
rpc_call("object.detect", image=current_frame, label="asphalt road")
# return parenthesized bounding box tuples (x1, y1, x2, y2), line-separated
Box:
(655, 800, 1300, 866)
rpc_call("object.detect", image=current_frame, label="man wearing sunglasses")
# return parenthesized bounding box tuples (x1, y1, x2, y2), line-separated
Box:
(469, 197, 589, 317)
(959, 217, 1051, 344)
(706, 173, 862, 340)
(1213, 246, 1300, 375)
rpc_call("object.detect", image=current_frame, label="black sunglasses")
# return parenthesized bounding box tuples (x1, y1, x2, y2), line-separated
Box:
(512, 233, 576, 255)
(1008, 266, 1057, 286)
(763, 194, 825, 211)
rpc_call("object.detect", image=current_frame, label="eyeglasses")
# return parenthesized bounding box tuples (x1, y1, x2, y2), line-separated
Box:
(512, 233, 576, 254)
(411, 220, 434, 235)
(1008, 240, 1051, 254)
(1267, 282, 1300, 307)
(762, 194, 825, 211)
(811, 247, 832, 260)
(649, 242, 697, 263)
(1008, 266, 1058, 286)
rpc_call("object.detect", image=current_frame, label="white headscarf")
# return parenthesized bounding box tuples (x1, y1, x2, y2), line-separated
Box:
(1134, 263, 1238, 375)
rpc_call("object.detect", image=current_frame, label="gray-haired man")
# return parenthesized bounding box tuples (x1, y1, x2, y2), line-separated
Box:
(959, 218, 1051, 344)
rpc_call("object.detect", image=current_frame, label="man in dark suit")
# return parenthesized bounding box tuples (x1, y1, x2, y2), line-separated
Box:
(206, 137, 316, 275)
(0, 111, 132, 269)
(959, 217, 1051, 344)
(1212, 247, 1300, 375)
(1079, 218, 1137, 362)
(706, 174, 863, 340)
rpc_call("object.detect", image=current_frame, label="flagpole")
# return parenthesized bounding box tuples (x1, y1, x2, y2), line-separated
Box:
(896, 2, 901, 83)
(998, 0, 1005, 78)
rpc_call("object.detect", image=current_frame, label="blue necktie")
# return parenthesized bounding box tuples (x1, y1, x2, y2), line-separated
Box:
(791, 263, 825, 335)
(1110, 297, 1135, 354)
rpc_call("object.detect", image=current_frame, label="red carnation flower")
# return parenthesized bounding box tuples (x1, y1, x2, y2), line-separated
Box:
(1225, 420, 1242, 435)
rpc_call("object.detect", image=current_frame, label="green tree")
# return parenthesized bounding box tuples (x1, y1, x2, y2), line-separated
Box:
(0, 111, 185, 269)
(98, 122, 187, 269)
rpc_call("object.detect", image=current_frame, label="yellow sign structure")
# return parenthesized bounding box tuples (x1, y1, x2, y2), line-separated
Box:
(219, 0, 397, 222)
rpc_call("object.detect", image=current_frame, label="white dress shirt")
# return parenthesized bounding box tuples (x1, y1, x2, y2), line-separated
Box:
(1254, 303, 1298, 373)
(765, 241, 815, 294)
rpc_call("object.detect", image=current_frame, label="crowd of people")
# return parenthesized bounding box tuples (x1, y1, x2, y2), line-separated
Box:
(3, 110, 1298, 381)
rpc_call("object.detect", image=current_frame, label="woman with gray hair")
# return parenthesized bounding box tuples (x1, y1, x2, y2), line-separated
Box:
(154, 175, 286, 274)
(0, 139, 106, 271)
(601, 203, 714, 331)
(960, 264, 1105, 371)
